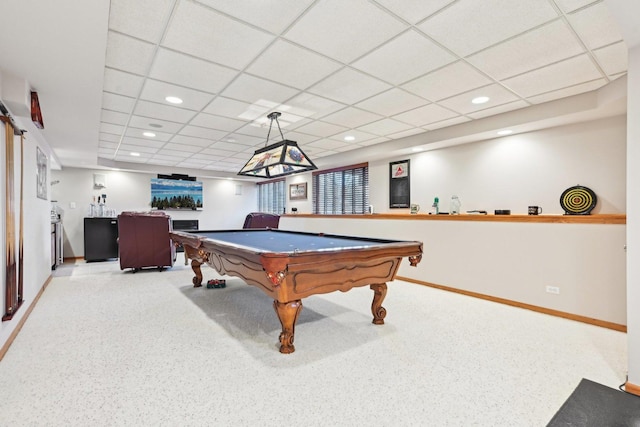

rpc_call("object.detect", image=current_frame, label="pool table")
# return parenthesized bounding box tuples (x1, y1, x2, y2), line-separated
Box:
(169, 229, 423, 353)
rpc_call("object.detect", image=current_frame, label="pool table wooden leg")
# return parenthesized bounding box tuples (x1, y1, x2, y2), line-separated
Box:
(370, 283, 388, 325)
(273, 299, 303, 354)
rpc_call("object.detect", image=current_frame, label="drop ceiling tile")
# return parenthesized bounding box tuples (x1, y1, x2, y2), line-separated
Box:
(178, 125, 228, 141)
(108, 0, 175, 42)
(99, 133, 120, 143)
(103, 68, 144, 97)
(419, 0, 558, 56)
(118, 144, 159, 154)
(437, 84, 520, 114)
(308, 68, 391, 104)
(402, 61, 492, 102)
(527, 79, 606, 104)
(127, 115, 184, 133)
(207, 141, 245, 152)
(352, 29, 456, 85)
(284, 93, 347, 119)
(98, 148, 116, 157)
(220, 74, 299, 104)
(387, 127, 426, 140)
(190, 113, 247, 132)
(307, 139, 351, 151)
(101, 110, 129, 126)
(150, 154, 182, 161)
(171, 135, 214, 147)
(555, 0, 599, 13)
(162, 143, 203, 154)
(224, 134, 265, 147)
(139, 79, 215, 111)
(247, 41, 343, 90)
(593, 42, 628, 76)
(162, 0, 274, 69)
(567, 2, 624, 49)
(124, 128, 172, 142)
(373, 0, 455, 24)
(99, 141, 117, 149)
(355, 88, 428, 116)
(153, 149, 191, 158)
(204, 97, 253, 119)
(133, 100, 198, 123)
(200, 147, 236, 157)
(115, 153, 150, 163)
(321, 107, 383, 128)
(101, 92, 135, 113)
(277, 131, 320, 145)
(105, 31, 156, 75)
(283, 0, 405, 63)
(503, 54, 602, 98)
(423, 116, 471, 131)
(195, 0, 315, 34)
(467, 20, 585, 80)
(358, 118, 413, 136)
(177, 157, 213, 166)
(100, 122, 125, 135)
(292, 121, 348, 138)
(149, 48, 238, 94)
(235, 123, 270, 139)
(357, 136, 390, 147)
(392, 103, 459, 127)
(329, 129, 378, 143)
(467, 100, 530, 119)
(121, 136, 167, 148)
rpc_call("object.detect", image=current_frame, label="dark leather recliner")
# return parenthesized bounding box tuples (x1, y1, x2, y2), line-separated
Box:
(242, 212, 280, 229)
(118, 211, 175, 271)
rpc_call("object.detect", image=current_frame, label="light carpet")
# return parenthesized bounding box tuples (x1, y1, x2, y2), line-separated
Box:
(0, 261, 627, 426)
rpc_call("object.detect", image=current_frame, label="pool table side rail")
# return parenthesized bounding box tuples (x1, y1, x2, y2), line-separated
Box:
(170, 229, 422, 256)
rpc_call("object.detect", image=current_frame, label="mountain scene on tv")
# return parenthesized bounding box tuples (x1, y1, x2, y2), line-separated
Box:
(151, 178, 203, 210)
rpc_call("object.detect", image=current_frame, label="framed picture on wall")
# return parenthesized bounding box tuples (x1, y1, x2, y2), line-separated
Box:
(289, 183, 307, 200)
(36, 146, 47, 200)
(389, 160, 410, 208)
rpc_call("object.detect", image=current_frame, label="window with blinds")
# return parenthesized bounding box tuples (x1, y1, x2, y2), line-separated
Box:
(257, 179, 285, 214)
(312, 163, 369, 214)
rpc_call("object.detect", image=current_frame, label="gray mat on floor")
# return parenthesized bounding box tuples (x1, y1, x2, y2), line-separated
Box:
(547, 378, 640, 426)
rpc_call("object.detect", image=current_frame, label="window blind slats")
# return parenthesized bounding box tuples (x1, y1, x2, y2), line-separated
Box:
(312, 164, 369, 214)
(257, 179, 285, 214)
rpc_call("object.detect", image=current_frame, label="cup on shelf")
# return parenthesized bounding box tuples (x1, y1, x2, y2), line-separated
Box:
(528, 206, 542, 215)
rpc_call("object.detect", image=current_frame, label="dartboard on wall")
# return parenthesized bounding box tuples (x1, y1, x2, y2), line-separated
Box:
(560, 185, 597, 215)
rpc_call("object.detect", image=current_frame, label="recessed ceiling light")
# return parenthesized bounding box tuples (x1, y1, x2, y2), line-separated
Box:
(344, 135, 355, 141)
(130, 152, 140, 157)
(412, 147, 424, 152)
(497, 130, 513, 136)
(226, 137, 236, 143)
(165, 96, 183, 104)
(143, 131, 156, 137)
(472, 96, 490, 104)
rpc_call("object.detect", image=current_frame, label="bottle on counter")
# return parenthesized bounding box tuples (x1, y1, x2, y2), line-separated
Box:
(450, 195, 461, 215)
(430, 197, 439, 215)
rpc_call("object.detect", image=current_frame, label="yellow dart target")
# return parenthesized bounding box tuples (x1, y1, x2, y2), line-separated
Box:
(560, 185, 597, 215)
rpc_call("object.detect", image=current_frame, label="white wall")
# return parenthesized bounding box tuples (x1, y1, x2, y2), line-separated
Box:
(50, 168, 258, 258)
(0, 124, 52, 348)
(626, 45, 640, 387)
(370, 115, 626, 215)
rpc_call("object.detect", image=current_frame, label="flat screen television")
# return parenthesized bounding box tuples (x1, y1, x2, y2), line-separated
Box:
(151, 178, 203, 210)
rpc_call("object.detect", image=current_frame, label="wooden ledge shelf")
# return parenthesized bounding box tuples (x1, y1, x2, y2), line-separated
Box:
(282, 213, 626, 225)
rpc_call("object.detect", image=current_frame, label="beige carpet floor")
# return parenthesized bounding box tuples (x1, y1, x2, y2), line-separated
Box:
(0, 260, 627, 426)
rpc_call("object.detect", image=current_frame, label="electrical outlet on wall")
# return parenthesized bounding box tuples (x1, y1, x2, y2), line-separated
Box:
(546, 285, 560, 294)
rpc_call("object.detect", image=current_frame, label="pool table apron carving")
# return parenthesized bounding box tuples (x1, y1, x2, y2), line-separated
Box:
(171, 230, 422, 354)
